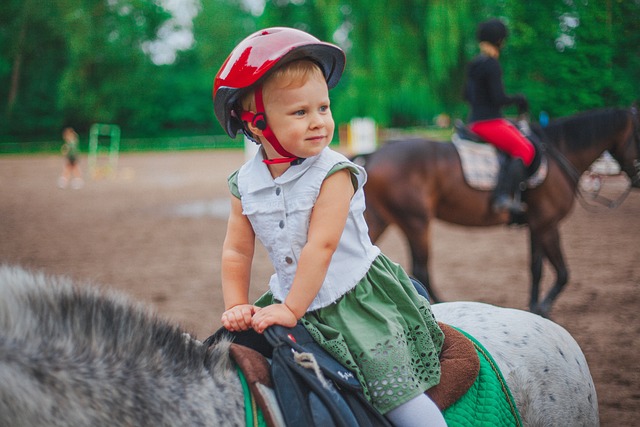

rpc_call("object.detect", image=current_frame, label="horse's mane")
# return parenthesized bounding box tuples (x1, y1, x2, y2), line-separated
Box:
(0, 265, 243, 426)
(0, 265, 221, 377)
(543, 107, 630, 150)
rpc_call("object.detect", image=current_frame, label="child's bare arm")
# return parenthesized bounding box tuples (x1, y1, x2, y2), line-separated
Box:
(252, 169, 354, 332)
(221, 196, 258, 331)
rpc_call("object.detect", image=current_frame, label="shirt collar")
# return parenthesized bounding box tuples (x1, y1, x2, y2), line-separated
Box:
(244, 148, 324, 193)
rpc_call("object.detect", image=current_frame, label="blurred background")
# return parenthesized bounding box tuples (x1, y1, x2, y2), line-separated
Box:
(1, 0, 639, 151)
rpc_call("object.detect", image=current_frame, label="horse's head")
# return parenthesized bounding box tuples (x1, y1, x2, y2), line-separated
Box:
(620, 106, 640, 188)
(591, 106, 640, 189)
(629, 106, 640, 187)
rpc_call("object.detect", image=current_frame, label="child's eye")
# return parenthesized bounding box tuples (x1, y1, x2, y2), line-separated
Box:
(319, 105, 329, 113)
(294, 110, 306, 116)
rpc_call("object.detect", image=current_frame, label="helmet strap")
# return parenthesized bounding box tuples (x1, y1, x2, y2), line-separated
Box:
(240, 85, 300, 165)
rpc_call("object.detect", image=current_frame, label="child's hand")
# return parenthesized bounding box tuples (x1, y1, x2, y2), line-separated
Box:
(221, 304, 259, 332)
(251, 304, 297, 334)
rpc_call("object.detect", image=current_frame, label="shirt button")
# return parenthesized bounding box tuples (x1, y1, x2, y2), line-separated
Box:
(285, 257, 293, 264)
(275, 187, 281, 195)
(279, 220, 285, 229)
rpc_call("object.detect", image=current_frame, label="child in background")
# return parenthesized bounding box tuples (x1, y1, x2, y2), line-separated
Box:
(58, 127, 84, 189)
(213, 27, 446, 427)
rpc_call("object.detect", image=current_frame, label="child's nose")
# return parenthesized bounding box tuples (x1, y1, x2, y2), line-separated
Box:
(309, 112, 325, 128)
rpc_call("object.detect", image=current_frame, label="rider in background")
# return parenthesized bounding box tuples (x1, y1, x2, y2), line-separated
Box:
(464, 18, 533, 214)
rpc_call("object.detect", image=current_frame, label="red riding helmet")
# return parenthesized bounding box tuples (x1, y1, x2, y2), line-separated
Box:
(213, 27, 346, 139)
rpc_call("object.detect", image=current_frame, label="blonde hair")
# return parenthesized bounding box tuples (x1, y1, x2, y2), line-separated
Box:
(240, 59, 325, 111)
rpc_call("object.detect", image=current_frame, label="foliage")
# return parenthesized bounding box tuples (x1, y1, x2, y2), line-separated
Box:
(1, 0, 639, 142)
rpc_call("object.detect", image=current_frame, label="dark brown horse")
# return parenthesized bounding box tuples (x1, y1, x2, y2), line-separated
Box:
(361, 107, 640, 317)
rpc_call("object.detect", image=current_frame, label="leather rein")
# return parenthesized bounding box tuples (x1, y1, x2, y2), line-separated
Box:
(541, 109, 640, 211)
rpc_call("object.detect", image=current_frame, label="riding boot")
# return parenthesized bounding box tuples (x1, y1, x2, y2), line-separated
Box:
(493, 157, 527, 214)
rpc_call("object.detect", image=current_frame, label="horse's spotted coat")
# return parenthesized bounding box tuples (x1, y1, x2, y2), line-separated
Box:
(433, 301, 599, 427)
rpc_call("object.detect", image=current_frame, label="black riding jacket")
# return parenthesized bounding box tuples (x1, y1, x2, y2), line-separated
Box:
(464, 54, 521, 122)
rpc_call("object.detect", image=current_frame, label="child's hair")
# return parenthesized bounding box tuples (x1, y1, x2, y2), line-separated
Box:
(240, 59, 325, 112)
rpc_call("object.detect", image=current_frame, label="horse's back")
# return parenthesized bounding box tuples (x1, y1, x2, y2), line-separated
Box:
(364, 137, 455, 171)
(433, 301, 599, 426)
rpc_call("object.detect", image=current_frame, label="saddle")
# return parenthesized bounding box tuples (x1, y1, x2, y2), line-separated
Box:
(452, 120, 547, 191)
(208, 321, 480, 427)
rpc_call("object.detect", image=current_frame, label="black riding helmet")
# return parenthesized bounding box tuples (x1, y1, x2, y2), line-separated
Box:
(477, 18, 508, 48)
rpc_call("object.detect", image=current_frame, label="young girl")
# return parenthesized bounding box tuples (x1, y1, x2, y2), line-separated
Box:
(463, 18, 532, 214)
(213, 27, 446, 427)
(58, 127, 84, 189)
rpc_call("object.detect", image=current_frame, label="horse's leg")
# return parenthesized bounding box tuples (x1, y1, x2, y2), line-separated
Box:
(364, 204, 388, 243)
(529, 227, 569, 317)
(528, 230, 544, 313)
(533, 227, 569, 318)
(402, 219, 439, 303)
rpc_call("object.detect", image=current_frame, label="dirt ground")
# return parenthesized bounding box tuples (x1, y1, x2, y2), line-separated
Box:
(1, 150, 638, 425)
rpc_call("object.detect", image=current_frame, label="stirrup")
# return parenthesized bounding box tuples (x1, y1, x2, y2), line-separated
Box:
(492, 195, 526, 214)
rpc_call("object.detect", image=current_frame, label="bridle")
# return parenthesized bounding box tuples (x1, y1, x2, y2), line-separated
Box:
(541, 108, 640, 210)
(627, 106, 640, 187)
(576, 108, 640, 210)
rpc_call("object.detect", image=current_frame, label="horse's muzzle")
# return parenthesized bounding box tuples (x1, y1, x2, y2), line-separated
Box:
(632, 161, 640, 188)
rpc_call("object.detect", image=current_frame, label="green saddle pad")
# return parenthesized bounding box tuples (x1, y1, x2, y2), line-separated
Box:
(443, 328, 522, 427)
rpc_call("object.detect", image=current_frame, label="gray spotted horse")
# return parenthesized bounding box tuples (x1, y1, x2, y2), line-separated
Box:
(0, 265, 598, 426)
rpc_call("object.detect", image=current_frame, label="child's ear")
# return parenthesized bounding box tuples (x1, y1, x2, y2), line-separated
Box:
(246, 121, 264, 137)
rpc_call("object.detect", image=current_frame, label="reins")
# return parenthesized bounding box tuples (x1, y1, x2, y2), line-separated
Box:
(577, 175, 633, 211)
(539, 117, 637, 212)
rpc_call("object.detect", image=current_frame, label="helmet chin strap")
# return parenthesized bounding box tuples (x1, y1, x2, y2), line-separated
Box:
(241, 85, 300, 165)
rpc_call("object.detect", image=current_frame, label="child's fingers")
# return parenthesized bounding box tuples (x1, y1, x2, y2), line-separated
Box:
(222, 305, 256, 331)
(251, 304, 296, 333)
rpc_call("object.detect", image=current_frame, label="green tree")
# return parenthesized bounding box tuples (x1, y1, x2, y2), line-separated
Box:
(1, 0, 172, 137)
(501, 0, 640, 118)
(2, 1, 639, 141)
(189, 0, 257, 135)
(256, 1, 485, 127)
(0, 0, 66, 135)
(56, 0, 170, 132)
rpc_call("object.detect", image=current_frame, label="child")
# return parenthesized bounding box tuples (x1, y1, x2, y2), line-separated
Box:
(213, 27, 446, 427)
(58, 127, 84, 189)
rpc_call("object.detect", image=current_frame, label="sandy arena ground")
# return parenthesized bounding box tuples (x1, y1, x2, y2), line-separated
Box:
(0, 150, 638, 425)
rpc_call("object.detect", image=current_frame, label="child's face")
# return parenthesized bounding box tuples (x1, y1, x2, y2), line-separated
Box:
(261, 71, 334, 160)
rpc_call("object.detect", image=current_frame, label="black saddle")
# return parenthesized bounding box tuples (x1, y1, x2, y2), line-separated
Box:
(206, 322, 391, 427)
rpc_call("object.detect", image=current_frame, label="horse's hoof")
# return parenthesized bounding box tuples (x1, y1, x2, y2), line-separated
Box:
(530, 304, 552, 319)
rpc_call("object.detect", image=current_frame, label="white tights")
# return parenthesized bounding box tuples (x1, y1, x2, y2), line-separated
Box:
(385, 393, 447, 427)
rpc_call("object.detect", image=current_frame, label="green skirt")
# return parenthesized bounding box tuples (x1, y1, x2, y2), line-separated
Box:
(255, 253, 444, 414)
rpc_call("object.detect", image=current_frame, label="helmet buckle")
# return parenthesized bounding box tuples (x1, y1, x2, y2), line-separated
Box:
(253, 112, 267, 130)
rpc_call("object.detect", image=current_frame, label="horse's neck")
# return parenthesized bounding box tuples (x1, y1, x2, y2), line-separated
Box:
(564, 145, 607, 174)
(553, 109, 632, 175)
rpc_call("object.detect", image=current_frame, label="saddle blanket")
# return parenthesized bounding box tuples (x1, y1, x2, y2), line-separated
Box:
(452, 133, 547, 191)
(233, 324, 522, 427)
(442, 328, 522, 427)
